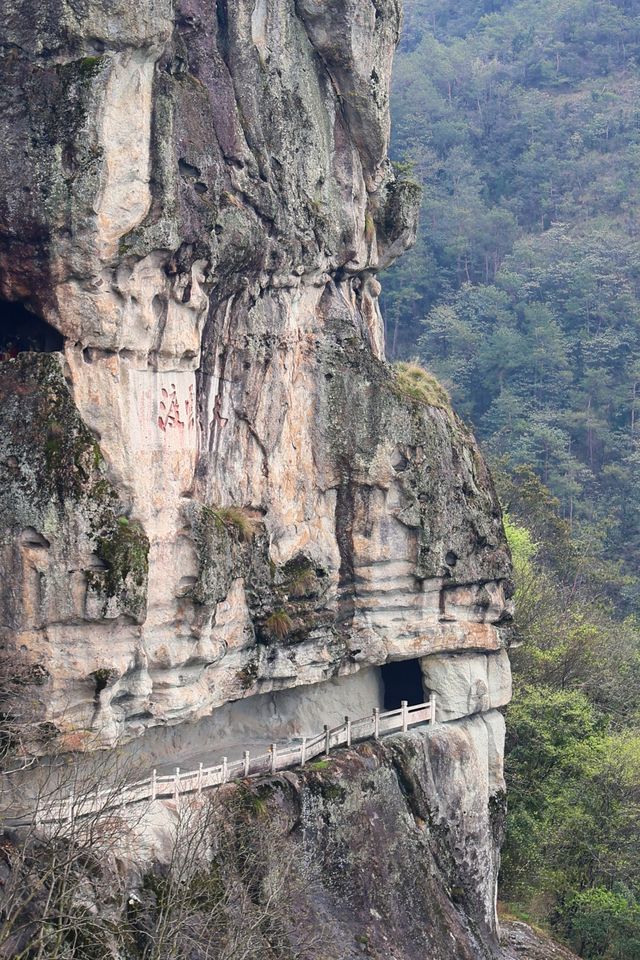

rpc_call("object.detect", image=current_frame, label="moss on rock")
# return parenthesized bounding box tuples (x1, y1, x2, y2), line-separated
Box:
(90, 519, 150, 621)
(0, 353, 149, 621)
(319, 333, 510, 585)
(0, 354, 115, 522)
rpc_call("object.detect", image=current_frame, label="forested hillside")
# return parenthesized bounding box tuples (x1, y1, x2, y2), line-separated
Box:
(385, 0, 640, 601)
(386, 2, 640, 956)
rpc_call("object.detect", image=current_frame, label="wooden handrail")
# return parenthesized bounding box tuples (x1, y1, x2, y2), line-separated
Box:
(22, 698, 437, 824)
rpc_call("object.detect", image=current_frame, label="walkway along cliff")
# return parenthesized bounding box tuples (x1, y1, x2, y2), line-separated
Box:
(0, 1, 513, 957)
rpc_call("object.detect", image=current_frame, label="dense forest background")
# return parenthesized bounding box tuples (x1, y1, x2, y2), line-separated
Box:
(385, 2, 640, 957)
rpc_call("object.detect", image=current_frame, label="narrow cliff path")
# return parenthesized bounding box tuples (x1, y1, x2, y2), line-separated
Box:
(151, 736, 296, 778)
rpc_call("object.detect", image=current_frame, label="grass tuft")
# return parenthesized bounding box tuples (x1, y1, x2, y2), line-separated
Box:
(213, 507, 260, 542)
(288, 567, 317, 598)
(393, 361, 451, 410)
(264, 610, 294, 640)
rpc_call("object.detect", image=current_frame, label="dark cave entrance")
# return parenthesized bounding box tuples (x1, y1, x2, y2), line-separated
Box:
(0, 300, 64, 359)
(380, 658, 425, 710)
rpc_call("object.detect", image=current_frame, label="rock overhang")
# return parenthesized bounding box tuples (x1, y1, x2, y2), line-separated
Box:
(0, 0, 512, 758)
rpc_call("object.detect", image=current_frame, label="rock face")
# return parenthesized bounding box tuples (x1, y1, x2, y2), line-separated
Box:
(501, 921, 583, 960)
(273, 721, 508, 959)
(0, 0, 512, 755)
(0, 0, 513, 950)
(118, 724, 508, 960)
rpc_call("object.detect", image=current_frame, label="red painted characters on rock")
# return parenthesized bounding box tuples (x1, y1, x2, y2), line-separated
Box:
(157, 383, 196, 434)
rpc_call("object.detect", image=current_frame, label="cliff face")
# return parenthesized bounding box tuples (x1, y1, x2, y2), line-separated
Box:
(0, 0, 513, 952)
(246, 721, 508, 960)
(0, 0, 511, 752)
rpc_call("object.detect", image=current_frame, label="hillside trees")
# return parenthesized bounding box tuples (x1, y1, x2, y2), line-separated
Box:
(496, 468, 640, 957)
(385, 0, 640, 599)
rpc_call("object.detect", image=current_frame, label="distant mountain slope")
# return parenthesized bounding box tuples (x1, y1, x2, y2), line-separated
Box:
(385, 0, 640, 602)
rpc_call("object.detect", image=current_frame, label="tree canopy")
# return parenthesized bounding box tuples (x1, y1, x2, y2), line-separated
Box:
(385, 0, 640, 608)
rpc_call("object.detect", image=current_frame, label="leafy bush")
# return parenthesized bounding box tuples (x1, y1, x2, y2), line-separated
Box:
(499, 508, 640, 955)
(564, 888, 640, 960)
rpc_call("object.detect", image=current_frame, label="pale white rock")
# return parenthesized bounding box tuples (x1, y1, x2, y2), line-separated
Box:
(96, 53, 156, 260)
(421, 650, 512, 723)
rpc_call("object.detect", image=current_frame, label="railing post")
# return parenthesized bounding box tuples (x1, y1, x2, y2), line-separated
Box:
(51, 695, 449, 826)
(429, 692, 437, 725)
(197, 761, 203, 795)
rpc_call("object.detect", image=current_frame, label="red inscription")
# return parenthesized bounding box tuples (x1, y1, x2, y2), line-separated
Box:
(158, 383, 195, 433)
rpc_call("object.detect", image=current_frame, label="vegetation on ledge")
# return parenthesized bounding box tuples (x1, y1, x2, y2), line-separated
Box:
(263, 610, 294, 641)
(392, 361, 451, 410)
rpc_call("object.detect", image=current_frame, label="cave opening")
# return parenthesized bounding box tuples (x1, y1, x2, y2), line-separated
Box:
(380, 658, 425, 710)
(0, 300, 64, 359)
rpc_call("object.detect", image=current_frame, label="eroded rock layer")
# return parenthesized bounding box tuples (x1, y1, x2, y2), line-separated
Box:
(0, 0, 511, 773)
(103, 721, 508, 959)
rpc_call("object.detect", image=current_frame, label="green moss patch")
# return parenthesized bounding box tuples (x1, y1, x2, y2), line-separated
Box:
(0, 354, 149, 621)
(90, 520, 150, 621)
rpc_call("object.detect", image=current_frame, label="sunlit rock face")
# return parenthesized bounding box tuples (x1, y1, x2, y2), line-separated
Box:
(0, 0, 511, 758)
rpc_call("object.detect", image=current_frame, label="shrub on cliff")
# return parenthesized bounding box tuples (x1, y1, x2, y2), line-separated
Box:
(392, 361, 450, 409)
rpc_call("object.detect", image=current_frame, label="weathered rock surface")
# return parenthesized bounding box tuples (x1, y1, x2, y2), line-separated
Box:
(422, 650, 512, 723)
(501, 921, 583, 960)
(0, 0, 512, 756)
(285, 717, 508, 956)
(0, 1, 516, 954)
(199, 719, 508, 957)
(15, 720, 507, 959)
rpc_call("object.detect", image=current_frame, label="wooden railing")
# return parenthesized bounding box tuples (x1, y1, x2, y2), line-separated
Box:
(32, 696, 436, 824)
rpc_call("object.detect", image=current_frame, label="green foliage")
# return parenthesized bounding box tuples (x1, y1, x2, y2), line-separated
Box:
(95, 520, 149, 593)
(77, 55, 105, 79)
(385, 2, 640, 952)
(385, 0, 640, 609)
(497, 470, 640, 956)
(564, 888, 640, 960)
(503, 512, 536, 580)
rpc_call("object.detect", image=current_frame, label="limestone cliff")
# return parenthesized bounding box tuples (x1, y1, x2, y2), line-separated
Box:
(0, 1, 512, 953)
(0, 0, 511, 751)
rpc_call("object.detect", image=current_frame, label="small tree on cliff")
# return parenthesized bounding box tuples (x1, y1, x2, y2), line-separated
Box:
(0, 648, 52, 774)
